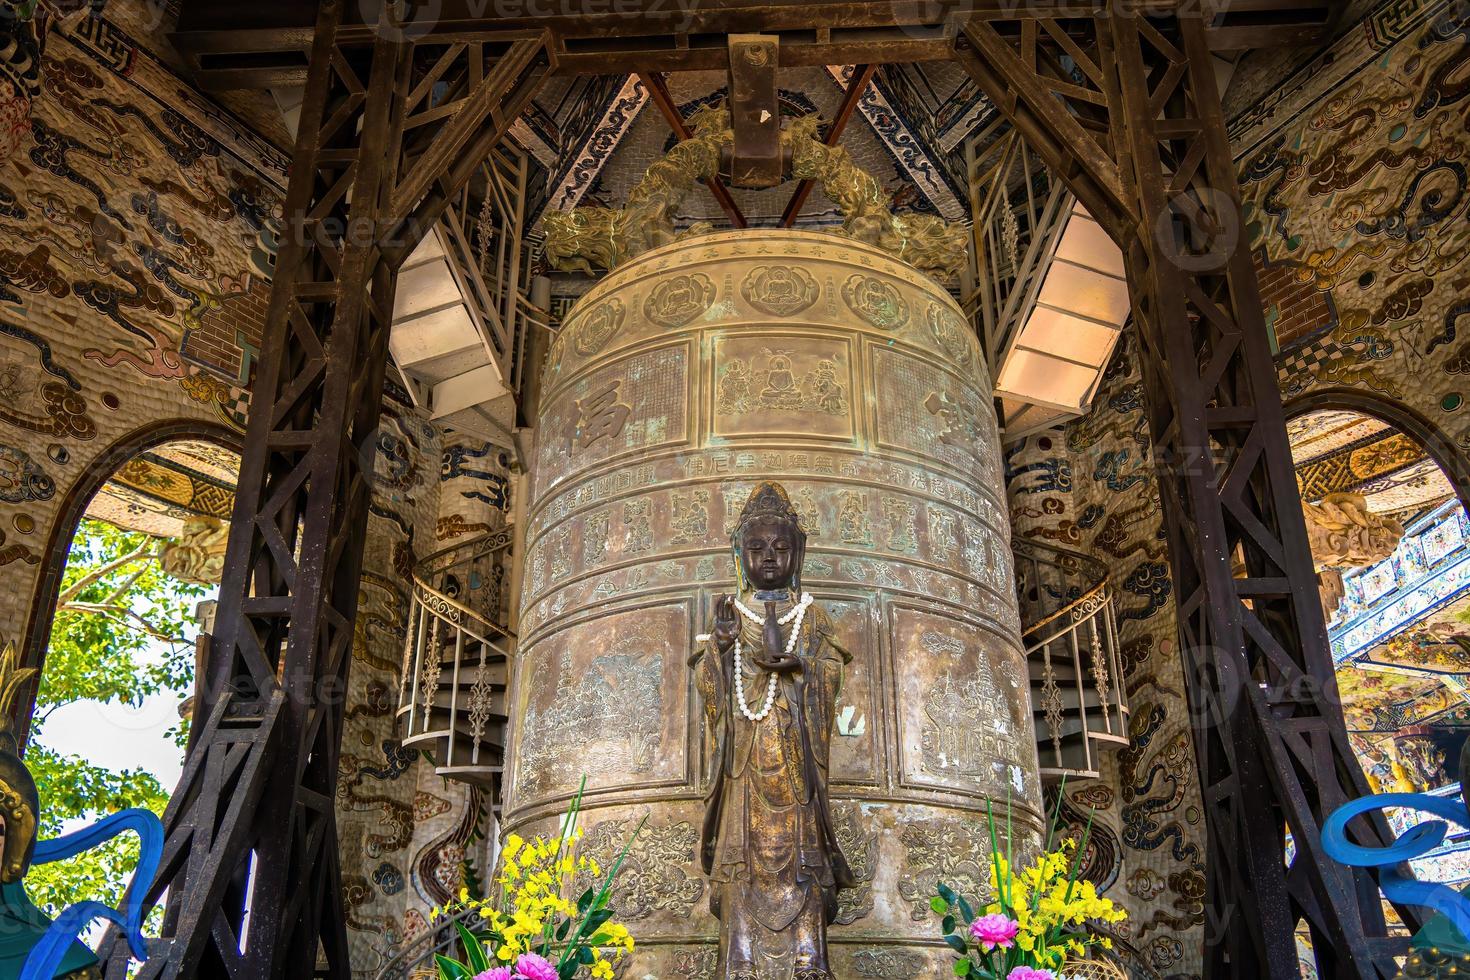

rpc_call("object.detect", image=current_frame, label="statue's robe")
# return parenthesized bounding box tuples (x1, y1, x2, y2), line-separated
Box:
(0, 880, 100, 978)
(691, 598, 854, 972)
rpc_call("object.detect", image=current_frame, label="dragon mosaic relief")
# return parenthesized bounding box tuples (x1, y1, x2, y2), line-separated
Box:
(1242, 4, 1470, 455)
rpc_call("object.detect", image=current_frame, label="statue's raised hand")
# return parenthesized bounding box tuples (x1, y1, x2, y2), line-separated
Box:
(712, 595, 739, 652)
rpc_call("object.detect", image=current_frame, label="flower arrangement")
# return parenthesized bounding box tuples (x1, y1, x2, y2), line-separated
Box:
(930, 790, 1126, 979)
(431, 780, 641, 980)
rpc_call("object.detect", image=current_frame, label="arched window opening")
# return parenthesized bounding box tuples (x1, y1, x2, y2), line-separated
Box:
(24, 437, 239, 922)
(1289, 407, 1470, 894)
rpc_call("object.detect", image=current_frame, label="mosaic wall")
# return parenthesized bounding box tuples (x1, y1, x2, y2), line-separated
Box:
(0, 11, 282, 649)
(1234, 0, 1470, 438)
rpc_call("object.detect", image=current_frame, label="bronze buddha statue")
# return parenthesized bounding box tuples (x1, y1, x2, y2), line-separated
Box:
(691, 482, 854, 980)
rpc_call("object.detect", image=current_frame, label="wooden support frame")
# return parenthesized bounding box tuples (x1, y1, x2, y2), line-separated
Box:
(134, 4, 1400, 977)
(1103, 10, 1412, 978)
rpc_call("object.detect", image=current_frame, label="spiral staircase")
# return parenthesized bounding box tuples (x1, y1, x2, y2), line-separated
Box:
(1014, 537, 1132, 781)
(395, 530, 516, 811)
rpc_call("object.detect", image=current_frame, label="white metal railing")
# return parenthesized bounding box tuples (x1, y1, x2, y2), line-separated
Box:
(1014, 538, 1131, 780)
(396, 533, 515, 794)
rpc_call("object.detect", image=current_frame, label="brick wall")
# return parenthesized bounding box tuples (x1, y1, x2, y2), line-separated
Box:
(181, 275, 270, 385)
(1254, 251, 1337, 353)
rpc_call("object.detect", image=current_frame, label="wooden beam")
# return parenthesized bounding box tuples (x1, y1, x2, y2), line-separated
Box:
(636, 71, 748, 229)
(728, 34, 783, 188)
(780, 63, 876, 227)
(170, 0, 1334, 88)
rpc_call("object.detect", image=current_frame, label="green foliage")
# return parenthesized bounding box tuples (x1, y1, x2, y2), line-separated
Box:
(25, 518, 206, 915)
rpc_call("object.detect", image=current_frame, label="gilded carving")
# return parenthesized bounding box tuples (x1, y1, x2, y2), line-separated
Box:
(717, 350, 848, 416)
(898, 819, 993, 920)
(841, 273, 910, 330)
(544, 108, 968, 278)
(794, 486, 821, 539)
(576, 818, 705, 919)
(673, 948, 719, 979)
(852, 949, 925, 977)
(644, 272, 716, 328)
(550, 526, 573, 580)
(583, 510, 610, 566)
(576, 380, 632, 448)
(623, 499, 654, 554)
(741, 265, 819, 317)
(926, 302, 973, 367)
(574, 297, 626, 355)
(925, 391, 980, 447)
(516, 644, 664, 795)
(922, 672, 1016, 777)
(928, 509, 958, 562)
(882, 497, 917, 553)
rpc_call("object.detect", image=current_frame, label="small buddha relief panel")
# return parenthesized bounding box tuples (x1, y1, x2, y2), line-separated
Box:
(507, 602, 692, 812)
(710, 333, 857, 442)
(522, 478, 1016, 636)
(889, 604, 1040, 805)
(532, 341, 693, 500)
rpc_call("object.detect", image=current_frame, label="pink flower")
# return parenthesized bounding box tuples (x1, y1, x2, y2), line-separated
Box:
(513, 952, 559, 980)
(1006, 968, 1055, 980)
(472, 970, 513, 980)
(969, 913, 1020, 950)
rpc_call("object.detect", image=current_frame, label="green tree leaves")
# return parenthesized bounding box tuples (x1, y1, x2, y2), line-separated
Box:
(26, 519, 206, 915)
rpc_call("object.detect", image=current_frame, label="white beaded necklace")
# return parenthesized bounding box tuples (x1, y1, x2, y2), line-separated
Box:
(732, 592, 813, 723)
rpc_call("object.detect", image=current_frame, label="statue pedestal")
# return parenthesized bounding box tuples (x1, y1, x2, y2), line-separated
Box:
(507, 230, 1041, 975)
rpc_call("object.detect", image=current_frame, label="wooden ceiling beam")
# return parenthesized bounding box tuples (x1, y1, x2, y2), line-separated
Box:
(171, 0, 1334, 87)
(636, 71, 749, 229)
(779, 63, 876, 227)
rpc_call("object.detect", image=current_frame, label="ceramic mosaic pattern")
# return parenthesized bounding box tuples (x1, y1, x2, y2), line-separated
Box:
(0, 13, 283, 645)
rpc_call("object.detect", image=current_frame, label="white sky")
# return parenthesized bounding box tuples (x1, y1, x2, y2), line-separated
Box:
(35, 589, 218, 830)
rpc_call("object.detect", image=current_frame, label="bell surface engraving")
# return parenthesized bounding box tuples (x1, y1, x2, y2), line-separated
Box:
(508, 230, 1038, 976)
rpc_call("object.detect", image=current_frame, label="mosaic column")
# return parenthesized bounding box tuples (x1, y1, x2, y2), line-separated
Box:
(505, 230, 1041, 975)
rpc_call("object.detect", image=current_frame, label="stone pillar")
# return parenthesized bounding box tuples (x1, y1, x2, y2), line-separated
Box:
(506, 230, 1039, 975)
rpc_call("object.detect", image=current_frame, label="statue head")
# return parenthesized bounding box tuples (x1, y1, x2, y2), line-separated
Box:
(0, 647, 38, 883)
(732, 482, 806, 595)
